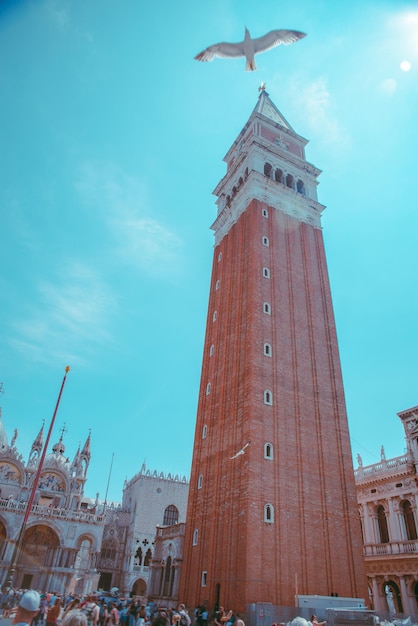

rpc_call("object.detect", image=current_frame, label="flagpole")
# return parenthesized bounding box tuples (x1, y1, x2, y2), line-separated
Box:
(5, 366, 70, 588)
(103, 452, 114, 513)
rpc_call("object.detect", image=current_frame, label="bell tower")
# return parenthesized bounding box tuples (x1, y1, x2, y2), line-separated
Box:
(179, 88, 367, 611)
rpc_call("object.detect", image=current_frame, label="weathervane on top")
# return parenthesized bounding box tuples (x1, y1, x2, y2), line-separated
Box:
(194, 27, 306, 71)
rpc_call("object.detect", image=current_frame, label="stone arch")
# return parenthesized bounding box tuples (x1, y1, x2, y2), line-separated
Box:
(132, 578, 147, 596)
(20, 524, 60, 568)
(383, 580, 403, 614)
(75, 535, 94, 572)
(264, 162, 273, 178)
(376, 504, 389, 543)
(163, 504, 179, 526)
(400, 499, 417, 540)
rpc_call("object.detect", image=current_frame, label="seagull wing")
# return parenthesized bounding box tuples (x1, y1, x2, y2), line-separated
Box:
(195, 41, 246, 62)
(252, 29, 306, 54)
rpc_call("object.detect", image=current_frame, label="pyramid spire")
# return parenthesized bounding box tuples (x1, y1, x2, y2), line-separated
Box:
(32, 422, 44, 453)
(27, 421, 44, 466)
(81, 431, 91, 461)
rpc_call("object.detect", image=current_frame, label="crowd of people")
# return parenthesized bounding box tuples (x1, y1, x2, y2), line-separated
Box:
(0, 589, 330, 626)
(0, 589, 247, 626)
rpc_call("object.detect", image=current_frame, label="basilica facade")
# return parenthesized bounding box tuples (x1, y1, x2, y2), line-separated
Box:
(0, 411, 104, 594)
(0, 409, 189, 600)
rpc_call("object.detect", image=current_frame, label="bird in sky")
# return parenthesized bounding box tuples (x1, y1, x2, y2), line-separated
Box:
(194, 27, 306, 71)
(230, 441, 251, 460)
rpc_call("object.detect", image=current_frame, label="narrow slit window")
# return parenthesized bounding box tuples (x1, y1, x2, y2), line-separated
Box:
(202, 425, 207, 438)
(198, 474, 203, 489)
(263, 302, 271, 315)
(262, 208, 268, 218)
(215, 280, 220, 290)
(209, 344, 214, 356)
(264, 343, 272, 357)
(213, 311, 217, 322)
(206, 382, 211, 395)
(264, 442, 273, 459)
(193, 529, 198, 546)
(264, 390, 273, 405)
(263, 267, 270, 279)
(262, 236, 269, 247)
(264, 503, 274, 523)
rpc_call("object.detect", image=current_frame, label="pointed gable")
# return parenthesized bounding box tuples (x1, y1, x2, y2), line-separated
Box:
(81, 433, 91, 460)
(253, 88, 293, 130)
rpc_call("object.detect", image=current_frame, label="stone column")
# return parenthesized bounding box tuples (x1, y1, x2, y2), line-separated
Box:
(172, 563, 181, 598)
(372, 576, 383, 612)
(387, 499, 401, 541)
(363, 503, 374, 544)
(399, 576, 411, 615)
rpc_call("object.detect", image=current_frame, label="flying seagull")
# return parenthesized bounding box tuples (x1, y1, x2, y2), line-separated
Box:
(230, 441, 251, 460)
(194, 27, 306, 71)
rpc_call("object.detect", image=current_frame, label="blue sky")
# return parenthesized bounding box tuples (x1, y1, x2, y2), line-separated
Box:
(0, 0, 417, 503)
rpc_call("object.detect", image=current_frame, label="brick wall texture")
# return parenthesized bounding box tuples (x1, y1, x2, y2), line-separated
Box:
(179, 197, 368, 612)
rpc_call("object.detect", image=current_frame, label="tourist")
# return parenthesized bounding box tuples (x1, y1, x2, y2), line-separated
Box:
(81, 596, 100, 626)
(63, 600, 81, 618)
(12, 590, 40, 626)
(46, 598, 62, 626)
(61, 611, 88, 626)
(177, 605, 190, 626)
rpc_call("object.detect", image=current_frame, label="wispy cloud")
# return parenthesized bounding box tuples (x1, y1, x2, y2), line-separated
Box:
(75, 160, 184, 277)
(290, 77, 351, 149)
(44, 0, 70, 28)
(10, 261, 117, 366)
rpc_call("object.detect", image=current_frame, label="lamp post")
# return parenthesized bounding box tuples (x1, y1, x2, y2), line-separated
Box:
(5, 366, 70, 588)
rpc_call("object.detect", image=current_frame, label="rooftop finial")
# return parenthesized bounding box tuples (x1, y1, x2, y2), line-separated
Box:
(259, 81, 267, 92)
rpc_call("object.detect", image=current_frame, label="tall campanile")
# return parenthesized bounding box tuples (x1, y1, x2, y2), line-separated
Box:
(180, 88, 367, 612)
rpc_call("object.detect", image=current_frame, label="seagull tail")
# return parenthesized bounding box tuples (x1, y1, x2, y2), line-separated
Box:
(246, 59, 257, 72)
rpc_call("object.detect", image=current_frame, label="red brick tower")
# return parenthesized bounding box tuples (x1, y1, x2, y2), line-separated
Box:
(180, 88, 367, 612)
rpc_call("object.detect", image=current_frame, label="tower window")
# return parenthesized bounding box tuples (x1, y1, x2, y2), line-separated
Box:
(209, 344, 214, 356)
(297, 179, 306, 195)
(198, 474, 203, 489)
(213, 311, 217, 322)
(264, 390, 273, 405)
(263, 302, 271, 315)
(262, 208, 268, 218)
(286, 173, 295, 189)
(275, 168, 284, 184)
(215, 280, 220, 290)
(264, 442, 273, 459)
(202, 425, 207, 438)
(206, 382, 211, 395)
(201, 571, 207, 587)
(218, 252, 222, 262)
(264, 503, 274, 523)
(163, 505, 179, 526)
(262, 236, 269, 247)
(263, 343, 272, 357)
(264, 163, 273, 178)
(193, 529, 198, 546)
(262, 267, 270, 279)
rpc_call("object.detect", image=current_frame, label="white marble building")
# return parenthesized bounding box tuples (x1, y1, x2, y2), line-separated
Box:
(355, 405, 418, 617)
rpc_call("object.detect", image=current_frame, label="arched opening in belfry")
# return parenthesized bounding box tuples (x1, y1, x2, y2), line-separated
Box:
(264, 163, 273, 178)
